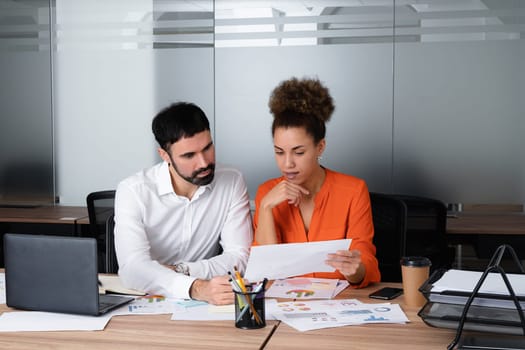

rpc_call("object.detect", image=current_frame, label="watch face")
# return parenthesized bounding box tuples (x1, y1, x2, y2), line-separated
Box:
(175, 263, 189, 275)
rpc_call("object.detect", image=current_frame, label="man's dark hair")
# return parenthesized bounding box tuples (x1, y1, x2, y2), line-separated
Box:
(152, 102, 210, 152)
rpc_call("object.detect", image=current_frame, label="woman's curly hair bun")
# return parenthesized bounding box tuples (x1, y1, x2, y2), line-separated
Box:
(269, 77, 334, 123)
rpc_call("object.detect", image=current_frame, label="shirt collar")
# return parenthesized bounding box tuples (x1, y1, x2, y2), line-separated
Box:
(157, 161, 215, 198)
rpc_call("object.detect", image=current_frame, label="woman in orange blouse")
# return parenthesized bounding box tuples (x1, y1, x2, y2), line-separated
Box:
(253, 77, 380, 288)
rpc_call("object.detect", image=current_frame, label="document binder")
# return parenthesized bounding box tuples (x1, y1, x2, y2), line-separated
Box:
(417, 245, 525, 350)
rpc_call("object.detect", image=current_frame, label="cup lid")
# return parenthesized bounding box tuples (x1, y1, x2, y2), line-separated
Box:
(400, 256, 432, 267)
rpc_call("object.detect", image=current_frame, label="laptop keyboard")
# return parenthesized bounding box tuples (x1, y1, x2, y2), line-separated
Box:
(99, 294, 134, 313)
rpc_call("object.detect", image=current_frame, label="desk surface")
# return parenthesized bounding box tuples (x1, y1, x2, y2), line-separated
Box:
(0, 306, 279, 350)
(0, 282, 458, 350)
(266, 282, 456, 350)
(0, 206, 88, 225)
(447, 212, 525, 235)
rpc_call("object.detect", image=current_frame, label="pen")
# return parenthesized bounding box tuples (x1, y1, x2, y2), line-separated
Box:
(252, 278, 268, 294)
(228, 272, 243, 293)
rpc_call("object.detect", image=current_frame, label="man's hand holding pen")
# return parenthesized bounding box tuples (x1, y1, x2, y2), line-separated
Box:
(189, 275, 234, 305)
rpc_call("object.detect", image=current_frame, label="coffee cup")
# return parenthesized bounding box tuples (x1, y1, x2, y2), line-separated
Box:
(400, 256, 431, 307)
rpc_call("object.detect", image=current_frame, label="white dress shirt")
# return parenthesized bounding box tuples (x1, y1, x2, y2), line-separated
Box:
(114, 161, 253, 299)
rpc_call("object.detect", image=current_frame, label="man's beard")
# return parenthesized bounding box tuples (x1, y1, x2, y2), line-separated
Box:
(172, 161, 215, 186)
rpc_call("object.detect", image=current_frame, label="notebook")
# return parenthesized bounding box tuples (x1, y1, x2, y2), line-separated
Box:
(3, 233, 134, 316)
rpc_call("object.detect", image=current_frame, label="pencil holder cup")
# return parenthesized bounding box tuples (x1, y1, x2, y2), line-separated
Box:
(234, 289, 266, 329)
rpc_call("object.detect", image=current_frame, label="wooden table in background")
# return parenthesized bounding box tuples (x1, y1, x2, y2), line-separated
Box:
(0, 206, 88, 225)
(446, 213, 525, 268)
(447, 212, 525, 236)
(0, 206, 89, 266)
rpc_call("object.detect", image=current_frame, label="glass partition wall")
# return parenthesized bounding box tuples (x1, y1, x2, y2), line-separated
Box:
(214, 1, 395, 198)
(392, 0, 525, 205)
(1, 0, 523, 207)
(214, 0, 524, 207)
(0, 0, 54, 206)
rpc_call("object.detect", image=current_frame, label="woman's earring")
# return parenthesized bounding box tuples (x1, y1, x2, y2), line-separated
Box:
(317, 156, 323, 162)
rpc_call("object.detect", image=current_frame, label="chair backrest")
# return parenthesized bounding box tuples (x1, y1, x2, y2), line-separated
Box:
(105, 214, 118, 273)
(394, 194, 451, 274)
(370, 192, 407, 282)
(86, 190, 116, 273)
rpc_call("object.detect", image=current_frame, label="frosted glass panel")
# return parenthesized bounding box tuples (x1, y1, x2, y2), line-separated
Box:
(214, 1, 394, 199)
(8, 0, 521, 206)
(0, 0, 54, 206)
(393, 0, 525, 205)
(54, 0, 214, 205)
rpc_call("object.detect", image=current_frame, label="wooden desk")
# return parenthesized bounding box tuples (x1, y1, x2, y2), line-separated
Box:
(0, 308, 279, 350)
(0, 282, 456, 350)
(265, 282, 456, 350)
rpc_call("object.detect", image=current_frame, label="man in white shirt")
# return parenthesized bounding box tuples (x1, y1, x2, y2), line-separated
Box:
(114, 102, 253, 305)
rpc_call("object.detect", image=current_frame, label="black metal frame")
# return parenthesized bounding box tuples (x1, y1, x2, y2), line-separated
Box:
(448, 245, 525, 350)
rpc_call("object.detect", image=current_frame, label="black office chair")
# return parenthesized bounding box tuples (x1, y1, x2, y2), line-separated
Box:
(105, 214, 119, 273)
(370, 192, 408, 282)
(394, 194, 451, 274)
(86, 190, 116, 273)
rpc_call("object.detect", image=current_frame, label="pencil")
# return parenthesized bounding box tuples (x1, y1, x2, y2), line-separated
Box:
(233, 266, 247, 292)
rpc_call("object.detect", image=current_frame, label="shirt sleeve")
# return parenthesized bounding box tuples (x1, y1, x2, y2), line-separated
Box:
(114, 180, 196, 299)
(347, 181, 381, 288)
(185, 173, 253, 278)
(252, 182, 268, 245)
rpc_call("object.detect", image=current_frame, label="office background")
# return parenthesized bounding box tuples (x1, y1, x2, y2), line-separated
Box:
(1, 0, 523, 207)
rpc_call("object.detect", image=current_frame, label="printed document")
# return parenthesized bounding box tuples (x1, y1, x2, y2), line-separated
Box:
(244, 239, 352, 282)
(267, 298, 409, 332)
(266, 277, 343, 299)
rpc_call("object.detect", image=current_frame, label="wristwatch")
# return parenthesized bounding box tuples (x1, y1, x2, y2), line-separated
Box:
(173, 263, 190, 276)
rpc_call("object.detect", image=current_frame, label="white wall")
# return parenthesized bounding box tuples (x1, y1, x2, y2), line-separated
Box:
(54, 1, 214, 205)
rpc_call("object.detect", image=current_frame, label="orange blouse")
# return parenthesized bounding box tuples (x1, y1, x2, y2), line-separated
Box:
(253, 168, 380, 288)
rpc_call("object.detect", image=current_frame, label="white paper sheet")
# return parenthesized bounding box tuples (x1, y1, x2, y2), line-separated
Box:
(0, 311, 111, 332)
(170, 299, 278, 321)
(429, 269, 525, 309)
(0, 273, 5, 304)
(431, 269, 525, 295)
(244, 239, 352, 282)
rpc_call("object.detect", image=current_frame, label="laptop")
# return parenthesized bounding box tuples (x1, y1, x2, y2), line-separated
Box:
(4, 233, 134, 316)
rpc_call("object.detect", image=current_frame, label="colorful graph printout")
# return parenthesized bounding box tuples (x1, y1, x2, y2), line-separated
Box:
(126, 295, 173, 314)
(266, 278, 340, 299)
(269, 299, 409, 332)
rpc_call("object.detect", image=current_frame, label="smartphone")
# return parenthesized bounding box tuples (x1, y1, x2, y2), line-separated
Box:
(368, 287, 403, 300)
